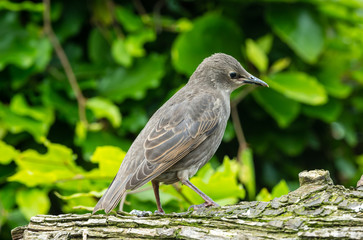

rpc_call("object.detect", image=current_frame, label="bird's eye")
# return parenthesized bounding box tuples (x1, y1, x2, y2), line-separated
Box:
(229, 72, 238, 79)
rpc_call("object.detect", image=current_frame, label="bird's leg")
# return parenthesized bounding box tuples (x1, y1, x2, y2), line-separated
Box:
(151, 180, 165, 214)
(180, 179, 219, 211)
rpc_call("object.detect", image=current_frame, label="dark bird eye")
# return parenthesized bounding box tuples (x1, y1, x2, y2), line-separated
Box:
(229, 72, 237, 79)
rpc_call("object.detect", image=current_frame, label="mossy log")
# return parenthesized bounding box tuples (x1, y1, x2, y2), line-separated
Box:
(11, 170, 363, 239)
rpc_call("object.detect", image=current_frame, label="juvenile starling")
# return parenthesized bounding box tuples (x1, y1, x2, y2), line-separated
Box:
(93, 53, 268, 214)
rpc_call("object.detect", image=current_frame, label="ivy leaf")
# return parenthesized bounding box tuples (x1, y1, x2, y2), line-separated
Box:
(302, 98, 343, 123)
(267, 7, 324, 63)
(246, 38, 268, 73)
(269, 58, 291, 74)
(8, 141, 83, 187)
(115, 7, 144, 32)
(0, 141, 19, 164)
(87, 97, 121, 128)
(256, 188, 271, 202)
(253, 88, 300, 128)
(256, 34, 273, 54)
(0, 103, 48, 142)
(173, 156, 245, 206)
(91, 146, 126, 177)
(266, 72, 327, 105)
(111, 38, 132, 67)
(98, 53, 165, 103)
(271, 179, 290, 198)
(238, 148, 256, 200)
(16, 188, 50, 220)
(172, 13, 243, 75)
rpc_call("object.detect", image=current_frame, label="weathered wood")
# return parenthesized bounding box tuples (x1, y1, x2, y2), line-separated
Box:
(12, 170, 363, 239)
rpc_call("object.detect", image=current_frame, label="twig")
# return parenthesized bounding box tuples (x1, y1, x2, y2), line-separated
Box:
(132, 0, 147, 16)
(153, 0, 165, 32)
(43, 0, 88, 126)
(231, 105, 248, 153)
(106, 0, 125, 39)
(230, 86, 255, 155)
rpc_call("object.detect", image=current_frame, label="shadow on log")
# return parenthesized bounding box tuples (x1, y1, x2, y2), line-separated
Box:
(11, 170, 363, 239)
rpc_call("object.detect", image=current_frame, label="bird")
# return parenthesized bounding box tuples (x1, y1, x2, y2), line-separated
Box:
(93, 53, 268, 214)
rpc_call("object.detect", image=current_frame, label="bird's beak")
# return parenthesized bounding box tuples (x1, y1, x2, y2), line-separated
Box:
(242, 75, 269, 87)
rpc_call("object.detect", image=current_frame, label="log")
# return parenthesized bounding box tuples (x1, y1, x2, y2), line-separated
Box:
(11, 170, 363, 239)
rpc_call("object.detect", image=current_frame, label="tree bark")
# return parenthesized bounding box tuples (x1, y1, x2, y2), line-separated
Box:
(11, 170, 363, 239)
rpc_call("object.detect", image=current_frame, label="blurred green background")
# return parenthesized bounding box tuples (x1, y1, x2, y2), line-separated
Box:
(1, 0, 363, 238)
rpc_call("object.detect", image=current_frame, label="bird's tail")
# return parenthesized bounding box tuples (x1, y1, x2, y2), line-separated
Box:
(92, 175, 127, 214)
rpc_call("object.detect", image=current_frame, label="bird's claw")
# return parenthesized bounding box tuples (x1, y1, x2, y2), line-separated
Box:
(154, 209, 165, 215)
(188, 201, 219, 211)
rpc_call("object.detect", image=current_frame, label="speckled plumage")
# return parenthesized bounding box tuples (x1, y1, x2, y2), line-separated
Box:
(93, 53, 268, 214)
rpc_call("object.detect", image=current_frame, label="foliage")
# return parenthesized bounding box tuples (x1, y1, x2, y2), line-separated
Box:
(1, 0, 363, 239)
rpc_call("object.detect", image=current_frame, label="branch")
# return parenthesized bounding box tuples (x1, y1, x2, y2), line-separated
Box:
(230, 86, 256, 153)
(43, 0, 88, 126)
(11, 170, 363, 239)
(231, 104, 247, 152)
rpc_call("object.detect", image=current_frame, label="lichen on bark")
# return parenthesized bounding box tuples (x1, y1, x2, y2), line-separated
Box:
(11, 170, 363, 240)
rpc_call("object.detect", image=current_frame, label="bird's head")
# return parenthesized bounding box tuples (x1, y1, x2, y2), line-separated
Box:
(190, 53, 268, 92)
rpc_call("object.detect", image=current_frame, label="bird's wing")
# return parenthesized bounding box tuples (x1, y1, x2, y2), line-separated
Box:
(124, 94, 221, 190)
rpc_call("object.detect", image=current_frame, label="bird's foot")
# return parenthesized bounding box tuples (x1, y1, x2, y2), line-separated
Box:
(154, 209, 165, 215)
(130, 209, 152, 217)
(188, 201, 219, 211)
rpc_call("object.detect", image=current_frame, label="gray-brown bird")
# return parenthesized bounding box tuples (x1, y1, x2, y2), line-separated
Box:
(93, 53, 268, 214)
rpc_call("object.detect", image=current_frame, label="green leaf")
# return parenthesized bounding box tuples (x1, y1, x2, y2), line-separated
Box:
(16, 188, 50, 220)
(125, 29, 156, 57)
(269, 58, 291, 74)
(0, 141, 19, 164)
(40, 80, 79, 125)
(256, 34, 273, 54)
(238, 148, 256, 200)
(175, 156, 245, 205)
(271, 179, 289, 198)
(256, 188, 271, 202)
(8, 141, 83, 187)
(246, 39, 268, 73)
(121, 107, 148, 134)
(76, 122, 88, 143)
(99, 53, 165, 103)
(87, 97, 121, 128)
(111, 38, 132, 67)
(115, 7, 144, 32)
(55, 190, 104, 200)
(0, 103, 48, 142)
(0, 12, 51, 70)
(0, 184, 17, 211)
(253, 88, 300, 128)
(302, 98, 343, 123)
(91, 146, 126, 177)
(334, 157, 356, 180)
(88, 29, 112, 65)
(352, 70, 363, 85)
(267, 7, 324, 63)
(53, 5, 85, 42)
(10, 94, 54, 126)
(172, 13, 243, 75)
(352, 96, 363, 112)
(267, 72, 327, 105)
(0, 1, 44, 12)
(76, 131, 131, 160)
(336, 114, 358, 147)
(222, 120, 235, 142)
(318, 68, 352, 99)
